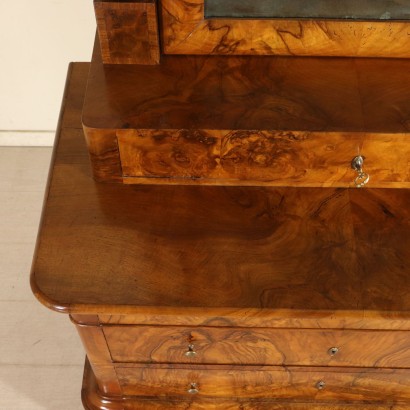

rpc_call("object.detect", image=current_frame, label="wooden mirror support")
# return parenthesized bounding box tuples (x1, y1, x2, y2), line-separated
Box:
(94, 0, 160, 64)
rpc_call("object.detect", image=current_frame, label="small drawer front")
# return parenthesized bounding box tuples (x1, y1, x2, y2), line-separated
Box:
(104, 326, 410, 368)
(117, 130, 410, 188)
(116, 364, 410, 401)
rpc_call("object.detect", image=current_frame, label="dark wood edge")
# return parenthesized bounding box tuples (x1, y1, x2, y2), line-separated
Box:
(121, 177, 410, 189)
(30, 63, 77, 315)
(94, 0, 156, 5)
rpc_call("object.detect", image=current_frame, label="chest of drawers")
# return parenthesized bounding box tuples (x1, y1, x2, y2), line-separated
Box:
(31, 64, 410, 409)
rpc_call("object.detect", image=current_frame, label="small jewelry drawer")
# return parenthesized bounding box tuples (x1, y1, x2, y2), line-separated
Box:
(115, 364, 410, 401)
(103, 325, 410, 368)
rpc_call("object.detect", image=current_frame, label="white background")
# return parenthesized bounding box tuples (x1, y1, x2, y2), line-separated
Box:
(0, 0, 96, 145)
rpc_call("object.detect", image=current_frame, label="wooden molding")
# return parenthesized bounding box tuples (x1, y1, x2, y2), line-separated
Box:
(82, 358, 125, 410)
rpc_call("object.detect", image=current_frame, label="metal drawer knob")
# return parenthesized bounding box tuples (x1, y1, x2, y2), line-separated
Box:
(316, 380, 326, 390)
(188, 383, 199, 394)
(185, 344, 197, 358)
(351, 155, 369, 188)
(328, 347, 339, 356)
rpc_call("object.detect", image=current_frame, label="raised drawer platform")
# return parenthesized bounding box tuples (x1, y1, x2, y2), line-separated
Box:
(82, 39, 410, 187)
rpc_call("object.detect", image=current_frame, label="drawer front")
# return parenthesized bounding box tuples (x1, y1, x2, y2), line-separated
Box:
(104, 326, 410, 368)
(116, 364, 410, 401)
(117, 130, 410, 188)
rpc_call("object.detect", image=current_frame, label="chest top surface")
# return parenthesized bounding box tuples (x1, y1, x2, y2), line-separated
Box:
(31, 63, 410, 323)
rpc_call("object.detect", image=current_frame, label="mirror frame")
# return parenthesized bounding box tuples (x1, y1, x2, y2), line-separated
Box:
(160, 0, 410, 57)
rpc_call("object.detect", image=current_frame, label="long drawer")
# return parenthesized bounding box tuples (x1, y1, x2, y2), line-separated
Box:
(104, 326, 410, 368)
(116, 364, 410, 401)
(117, 131, 410, 187)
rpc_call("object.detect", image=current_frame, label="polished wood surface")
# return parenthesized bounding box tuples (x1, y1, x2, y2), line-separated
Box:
(99, 311, 410, 331)
(34, 64, 410, 326)
(82, 358, 124, 410)
(117, 130, 410, 187)
(33, 63, 410, 409)
(161, 0, 410, 57)
(75, 320, 122, 396)
(116, 364, 410, 401)
(84, 44, 410, 133)
(94, 0, 160, 64)
(83, 41, 410, 185)
(82, 359, 410, 410)
(104, 325, 410, 368)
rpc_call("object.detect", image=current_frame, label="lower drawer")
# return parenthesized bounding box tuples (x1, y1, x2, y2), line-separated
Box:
(116, 364, 410, 401)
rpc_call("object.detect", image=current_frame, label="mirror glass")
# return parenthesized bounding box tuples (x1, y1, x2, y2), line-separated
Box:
(205, 0, 410, 20)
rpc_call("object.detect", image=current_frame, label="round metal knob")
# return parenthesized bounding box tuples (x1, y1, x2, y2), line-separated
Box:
(351, 155, 364, 171)
(184, 344, 197, 358)
(316, 380, 326, 390)
(188, 383, 199, 394)
(328, 347, 339, 356)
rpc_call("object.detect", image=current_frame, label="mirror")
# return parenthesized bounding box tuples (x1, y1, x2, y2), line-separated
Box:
(205, 0, 410, 20)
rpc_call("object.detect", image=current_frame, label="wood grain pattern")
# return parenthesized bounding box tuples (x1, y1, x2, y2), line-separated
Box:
(74, 320, 122, 396)
(94, 0, 160, 64)
(32, 71, 410, 328)
(32, 62, 410, 410)
(83, 41, 410, 185)
(83, 128, 123, 182)
(84, 43, 410, 133)
(82, 358, 125, 410)
(99, 311, 410, 331)
(116, 364, 410, 401)
(160, 0, 410, 57)
(103, 325, 410, 368)
(83, 359, 409, 410)
(117, 130, 410, 187)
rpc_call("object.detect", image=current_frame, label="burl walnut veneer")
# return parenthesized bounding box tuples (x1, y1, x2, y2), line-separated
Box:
(160, 0, 410, 58)
(31, 64, 410, 409)
(94, 0, 410, 63)
(82, 40, 410, 187)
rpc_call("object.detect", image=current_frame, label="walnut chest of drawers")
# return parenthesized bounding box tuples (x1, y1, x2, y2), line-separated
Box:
(30, 64, 410, 409)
